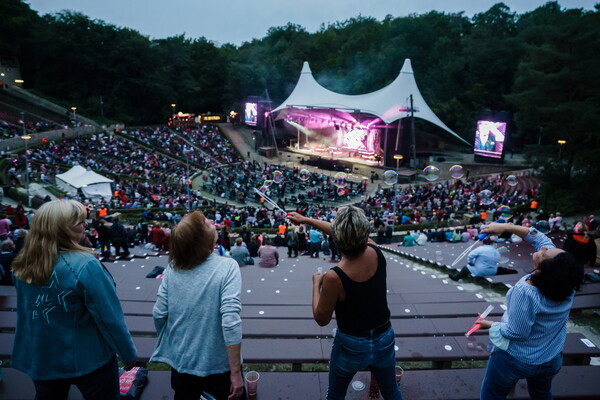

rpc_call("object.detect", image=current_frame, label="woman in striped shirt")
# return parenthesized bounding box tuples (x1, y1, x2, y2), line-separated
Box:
(476, 223, 583, 400)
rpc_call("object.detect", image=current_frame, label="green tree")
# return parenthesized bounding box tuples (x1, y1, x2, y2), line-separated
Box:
(507, 2, 600, 210)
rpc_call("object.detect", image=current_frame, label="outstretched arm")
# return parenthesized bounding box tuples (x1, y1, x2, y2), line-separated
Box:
(480, 222, 530, 239)
(288, 212, 332, 236)
(481, 222, 555, 251)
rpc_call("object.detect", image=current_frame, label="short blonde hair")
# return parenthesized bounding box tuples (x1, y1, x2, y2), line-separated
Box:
(169, 211, 215, 270)
(331, 206, 371, 259)
(13, 200, 92, 285)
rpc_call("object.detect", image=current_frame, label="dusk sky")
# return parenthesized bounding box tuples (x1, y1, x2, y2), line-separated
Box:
(26, 0, 598, 46)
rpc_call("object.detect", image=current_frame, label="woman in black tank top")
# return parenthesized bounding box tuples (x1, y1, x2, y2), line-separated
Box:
(288, 207, 403, 400)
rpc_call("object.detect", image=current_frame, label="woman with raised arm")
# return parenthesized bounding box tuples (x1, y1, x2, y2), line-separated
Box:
(11, 200, 137, 399)
(288, 206, 403, 400)
(151, 211, 245, 400)
(476, 222, 583, 400)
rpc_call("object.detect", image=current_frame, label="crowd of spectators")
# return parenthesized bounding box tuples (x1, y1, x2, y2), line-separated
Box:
(1, 119, 68, 139)
(358, 174, 540, 228)
(201, 159, 366, 206)
(9, 124, 365, 212)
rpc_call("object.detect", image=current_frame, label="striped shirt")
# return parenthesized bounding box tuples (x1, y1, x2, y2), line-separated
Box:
(492, 227, 574, 364)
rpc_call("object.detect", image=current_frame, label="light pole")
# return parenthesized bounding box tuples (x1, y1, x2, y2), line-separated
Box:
(392, 154, 403, 231)
(183, 147, 192, 212)
(20, 112, 31, 207)
(171, 104, 176, 124)
(557, 139, 566, 160)
(71, 107, 77, 126)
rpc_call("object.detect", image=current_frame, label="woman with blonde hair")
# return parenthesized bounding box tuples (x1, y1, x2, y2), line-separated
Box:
(288, 206, 403, 400)
(151, 211, 245, 400)
(11, 200, 137, 399)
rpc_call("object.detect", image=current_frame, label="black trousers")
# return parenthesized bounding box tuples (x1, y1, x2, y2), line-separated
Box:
(113, 240, 129, 257)
(33, 356, 119, 400)
(171, 369, 247, 400)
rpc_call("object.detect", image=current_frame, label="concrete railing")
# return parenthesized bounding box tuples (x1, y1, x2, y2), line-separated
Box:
(3, 86, 101, 128)
(0, 126, 99, 153)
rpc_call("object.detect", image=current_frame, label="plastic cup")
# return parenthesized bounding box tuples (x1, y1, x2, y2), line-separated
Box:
(395, 365, 404, 383)
(245, 371, 260, 396)
(317, 267, 323, 274)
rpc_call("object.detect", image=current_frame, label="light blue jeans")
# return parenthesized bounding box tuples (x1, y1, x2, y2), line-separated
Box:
(480, 349, 562, 400)
(327, 327, 403, 400)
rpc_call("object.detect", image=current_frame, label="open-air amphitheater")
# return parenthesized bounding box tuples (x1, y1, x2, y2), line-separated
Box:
(0, 86, 599, 399)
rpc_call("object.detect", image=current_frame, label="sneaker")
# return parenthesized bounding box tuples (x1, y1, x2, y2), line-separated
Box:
(448, 273, 459, 281)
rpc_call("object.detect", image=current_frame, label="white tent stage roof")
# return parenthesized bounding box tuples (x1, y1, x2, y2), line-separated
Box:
(55, 165, 113, 201)
(274, 59, 469, 146)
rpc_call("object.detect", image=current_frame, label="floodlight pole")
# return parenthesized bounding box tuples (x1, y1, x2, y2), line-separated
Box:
(392, 155, 403, 232)
(410, 95, 417, 181)
(183, 147, 192, 213)
(399, 94, 418, 181)
(20, 111, 31, 207)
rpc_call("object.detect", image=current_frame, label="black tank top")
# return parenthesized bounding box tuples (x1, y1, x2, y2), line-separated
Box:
(332, 244, 390, 336)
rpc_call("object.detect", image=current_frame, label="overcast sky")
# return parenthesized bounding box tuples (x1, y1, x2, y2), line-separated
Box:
(25, 0, 598, 46)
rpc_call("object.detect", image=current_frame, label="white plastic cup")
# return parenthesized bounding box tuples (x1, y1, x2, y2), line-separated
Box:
(317, 267, 323, 274)
(395, 365, 404, 383)
(245, 371, 260, 396)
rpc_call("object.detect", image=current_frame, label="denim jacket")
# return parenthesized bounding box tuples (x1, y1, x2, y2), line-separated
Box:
(12, 251, 137, 380)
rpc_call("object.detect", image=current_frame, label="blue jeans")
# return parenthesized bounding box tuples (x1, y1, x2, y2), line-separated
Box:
(480, 349, 562, 400)
(328, 327, 403, 400)
(33, 356, 119, 400)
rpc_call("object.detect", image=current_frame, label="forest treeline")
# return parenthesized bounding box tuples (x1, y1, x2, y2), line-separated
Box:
(1, 1, 599, 211)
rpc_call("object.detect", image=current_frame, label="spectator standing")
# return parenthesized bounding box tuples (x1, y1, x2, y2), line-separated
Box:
(11, 200, 137, 398)
(297, 226, 308, 254)
(563, 222, 597, 268)
(309, 226, 324, 258)
(151, 211, 245, 399)
(96, 219, 111, 257)
(149, 224, 165, 250)
(0, 213, 11, 240)
(477, 222, 583, 399)
(288, 207, 402, 400)
(219, 226, 231, 251)
(110, 217, 130, 258)
(0, 240, 17, 285)
(286, 227, 299, 258)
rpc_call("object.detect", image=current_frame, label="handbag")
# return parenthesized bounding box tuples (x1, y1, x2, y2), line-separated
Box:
(119, 367, 149, 400)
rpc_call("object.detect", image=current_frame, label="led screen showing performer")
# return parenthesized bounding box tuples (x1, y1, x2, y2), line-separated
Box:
(474, 120, 506, 159)
(245, 102, 258, 126)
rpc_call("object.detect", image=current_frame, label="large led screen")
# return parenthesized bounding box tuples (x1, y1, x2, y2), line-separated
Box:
(474, 120, 506, 159)
(244, 102, 258, 126)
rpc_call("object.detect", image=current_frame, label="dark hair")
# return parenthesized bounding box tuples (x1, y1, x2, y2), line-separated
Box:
(482, 237, 493, 245)
(530, 252, 583, 301)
